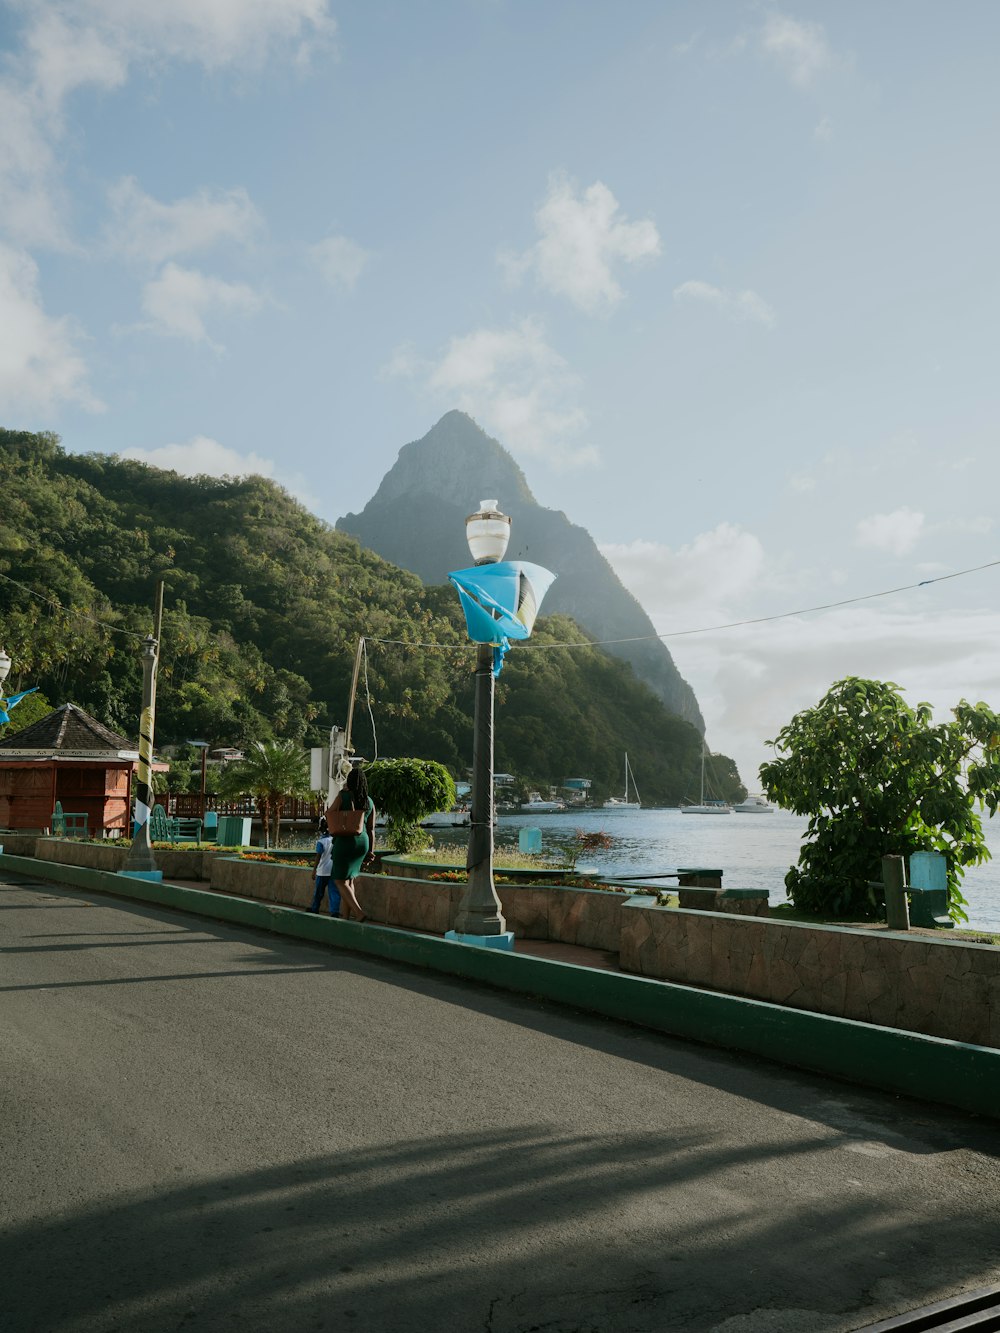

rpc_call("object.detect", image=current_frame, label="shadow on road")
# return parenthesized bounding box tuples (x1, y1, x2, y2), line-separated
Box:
(3, 1124, 999, 1333)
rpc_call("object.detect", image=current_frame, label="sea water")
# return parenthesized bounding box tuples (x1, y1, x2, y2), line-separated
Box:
(463, 807, 1000, 932)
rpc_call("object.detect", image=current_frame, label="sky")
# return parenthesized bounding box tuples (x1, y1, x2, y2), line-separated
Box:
(2, 0, 1000, 786)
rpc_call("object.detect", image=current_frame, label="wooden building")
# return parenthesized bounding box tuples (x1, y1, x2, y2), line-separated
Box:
(0, 703, 142, 837)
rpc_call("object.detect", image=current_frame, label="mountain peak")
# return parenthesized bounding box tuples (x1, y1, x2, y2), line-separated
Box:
(338, 416, 706, 733)
(366, 411, 534, 511)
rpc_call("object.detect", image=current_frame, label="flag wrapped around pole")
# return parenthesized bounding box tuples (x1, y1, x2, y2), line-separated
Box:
(447, 561, 557, 675)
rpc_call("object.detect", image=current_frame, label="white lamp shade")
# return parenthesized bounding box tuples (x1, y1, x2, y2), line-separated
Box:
(0, 647, 11, 684)
(466, 500, 511, 565)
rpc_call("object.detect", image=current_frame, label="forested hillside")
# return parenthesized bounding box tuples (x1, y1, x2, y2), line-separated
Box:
(0, 429, 743, 804)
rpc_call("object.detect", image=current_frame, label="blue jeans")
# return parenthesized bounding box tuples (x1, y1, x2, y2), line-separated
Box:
(310, 876, 341, 916)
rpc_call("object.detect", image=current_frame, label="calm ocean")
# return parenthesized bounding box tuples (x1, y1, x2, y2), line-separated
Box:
(441, 807, 1000, 932)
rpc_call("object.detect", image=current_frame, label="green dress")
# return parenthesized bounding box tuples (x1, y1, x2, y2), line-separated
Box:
(330, 793, 373, 880)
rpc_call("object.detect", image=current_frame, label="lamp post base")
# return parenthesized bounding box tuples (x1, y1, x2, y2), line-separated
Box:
(445, 929, 515, 951)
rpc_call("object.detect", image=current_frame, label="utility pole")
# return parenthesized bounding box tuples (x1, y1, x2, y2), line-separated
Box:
(123, 580, 163, 878)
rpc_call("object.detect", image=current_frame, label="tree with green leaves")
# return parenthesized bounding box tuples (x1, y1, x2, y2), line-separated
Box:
(218, 740, 310, 847)
(0, 688, 52, 735)
(760, 677, 1000, 921)
(365, 757, 456, 853)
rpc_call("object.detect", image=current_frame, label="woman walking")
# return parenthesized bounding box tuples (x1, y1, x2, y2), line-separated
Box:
(325, 765, 376, 922)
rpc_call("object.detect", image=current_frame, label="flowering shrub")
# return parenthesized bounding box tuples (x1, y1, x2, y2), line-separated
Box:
(241, 852, 311, 866)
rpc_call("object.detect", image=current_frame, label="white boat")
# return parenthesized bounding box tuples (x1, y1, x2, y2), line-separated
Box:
(520, 793, 566, 812)
(420, 805, 471, 828)
(603, 753, 641, 809)
(734, 794, 776, 814)
(681, 745, 733, 815)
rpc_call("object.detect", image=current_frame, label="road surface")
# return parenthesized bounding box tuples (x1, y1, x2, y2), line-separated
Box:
(2, 869, 999, 1332)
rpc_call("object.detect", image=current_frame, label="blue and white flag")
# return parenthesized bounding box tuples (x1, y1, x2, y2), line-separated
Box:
(448, 561, 556, 675)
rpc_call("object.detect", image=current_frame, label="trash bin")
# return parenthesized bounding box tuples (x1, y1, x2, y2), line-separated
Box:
(908, 851, 952, 928)
(216, 815, 252, 847)
(519, 827, 542, 854)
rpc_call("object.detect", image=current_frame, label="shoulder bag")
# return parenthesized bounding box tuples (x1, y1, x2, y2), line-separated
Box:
(326, 796, 365, 836)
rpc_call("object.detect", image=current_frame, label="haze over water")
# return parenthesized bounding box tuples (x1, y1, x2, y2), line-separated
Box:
(485, 808, 1000, 932)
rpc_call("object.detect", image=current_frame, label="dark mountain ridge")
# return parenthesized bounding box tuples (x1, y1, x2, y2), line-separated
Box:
(339, 411, 705, 732)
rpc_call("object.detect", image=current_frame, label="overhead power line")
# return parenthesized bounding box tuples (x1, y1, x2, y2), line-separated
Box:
(368, 556, 1000, 653)
(0, 569, 150, 640)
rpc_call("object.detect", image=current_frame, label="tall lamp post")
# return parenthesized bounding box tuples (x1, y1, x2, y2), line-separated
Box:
(449, 502, 515, 949)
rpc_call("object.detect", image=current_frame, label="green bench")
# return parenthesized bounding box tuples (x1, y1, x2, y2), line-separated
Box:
(51, 802, 88, 839)
(148, 806, 202, 844)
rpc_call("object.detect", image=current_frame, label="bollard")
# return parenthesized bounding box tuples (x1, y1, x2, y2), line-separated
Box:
(882, 855, 910, 931)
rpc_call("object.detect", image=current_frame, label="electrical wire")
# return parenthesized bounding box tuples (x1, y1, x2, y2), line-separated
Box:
(367, 557, 1000, 653)
(0, 569, 150, 640)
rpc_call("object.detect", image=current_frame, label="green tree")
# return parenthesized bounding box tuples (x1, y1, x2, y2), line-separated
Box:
(366, 757, 456, 853)
(0, 688, 52, 735)
(218, 740, 310, 847)
(760, 677, 1000, 921)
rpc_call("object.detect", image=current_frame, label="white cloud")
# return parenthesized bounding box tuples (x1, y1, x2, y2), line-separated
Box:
(601, 525, 767, 622)
(760, 11, 832, 87)
(119, 434, 311, 502)
(388, 318, 595, 467)
(25, 9, 129, 109)
(0, 81, 70, 249)
(309, 233, 370, 289)
(602, 520, 1000, 788)
(675, 604, 1000, 790)
(0, 0, 334, 248)
(21, 2, 335, 80)
(139, 263, 262, 347)
(502, 172, 661, 313)
(0, 242, 102, 415)
(106, 178, 262, 265)
(855, 507, 925, 557)
(673, 280, 776, 328)
(813, 115, 834, 142)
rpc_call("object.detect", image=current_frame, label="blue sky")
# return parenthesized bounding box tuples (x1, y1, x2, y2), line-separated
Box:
(2, 1, 1000, 783)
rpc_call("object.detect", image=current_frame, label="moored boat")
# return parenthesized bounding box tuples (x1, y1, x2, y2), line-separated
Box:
(603, 752, 641, 810)
(733, 794, 775, 814)
(520, 792, 566, 812)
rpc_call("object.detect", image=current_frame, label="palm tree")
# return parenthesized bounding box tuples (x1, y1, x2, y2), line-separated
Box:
(219, 740, 310, 847)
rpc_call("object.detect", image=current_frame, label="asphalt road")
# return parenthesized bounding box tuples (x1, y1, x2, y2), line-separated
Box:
(2, 869, 999, 1333)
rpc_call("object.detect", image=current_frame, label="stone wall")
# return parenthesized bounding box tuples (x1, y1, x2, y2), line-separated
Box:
(620, 898, 1000, 1049)
(210, 857, 314, 909)
(32, 839, 226, 883)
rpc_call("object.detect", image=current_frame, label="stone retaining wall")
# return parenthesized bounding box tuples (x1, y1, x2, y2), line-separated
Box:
(33, 839, 226, 883)
(620, 898, 1000, 1048)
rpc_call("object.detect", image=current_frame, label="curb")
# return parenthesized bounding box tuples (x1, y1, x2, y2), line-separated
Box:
(3, 850, 997, 1120)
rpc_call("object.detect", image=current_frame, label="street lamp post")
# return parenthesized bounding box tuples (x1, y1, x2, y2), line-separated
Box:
(450, 502, 514, 947)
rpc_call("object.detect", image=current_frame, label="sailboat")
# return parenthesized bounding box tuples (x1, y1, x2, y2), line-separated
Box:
(681, 745, 732, 814)
(603, 753, 641, 809)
